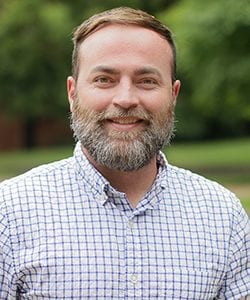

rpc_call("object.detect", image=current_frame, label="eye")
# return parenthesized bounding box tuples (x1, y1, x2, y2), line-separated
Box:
(93, 76, 115, 88)
(95, 76, 110, 83)
(137, 77, 159, 89)
(142, 78, 157, 84)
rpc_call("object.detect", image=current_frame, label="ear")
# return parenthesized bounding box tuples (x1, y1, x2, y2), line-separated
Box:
(172, 79, 181, 106)
(67, 76, 76, 112)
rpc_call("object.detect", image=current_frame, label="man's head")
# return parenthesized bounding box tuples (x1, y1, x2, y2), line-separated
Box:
(67, 7, 180, 172)
(71, 6, 177, 83)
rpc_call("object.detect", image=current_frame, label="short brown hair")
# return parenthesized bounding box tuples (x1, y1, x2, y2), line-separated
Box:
(71, 7, 177, 82)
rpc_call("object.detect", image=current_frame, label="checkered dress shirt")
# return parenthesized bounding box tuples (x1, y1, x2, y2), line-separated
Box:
(0, 142, 249, 299)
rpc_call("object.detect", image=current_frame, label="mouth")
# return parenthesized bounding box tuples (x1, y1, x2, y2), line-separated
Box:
(105, 117, 145, 131)
(108, 117, 142, 124)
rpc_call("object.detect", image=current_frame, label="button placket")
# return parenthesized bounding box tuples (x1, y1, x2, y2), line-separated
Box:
(126, 216, 142, 297)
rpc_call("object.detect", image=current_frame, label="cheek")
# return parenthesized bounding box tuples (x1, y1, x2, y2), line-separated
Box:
(144, 95, 172, 114)
(77, 89, 112, 112)
(140, 86, 174, 113)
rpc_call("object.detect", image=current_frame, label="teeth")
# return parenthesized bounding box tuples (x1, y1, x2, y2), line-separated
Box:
(110, 117, 140, 124)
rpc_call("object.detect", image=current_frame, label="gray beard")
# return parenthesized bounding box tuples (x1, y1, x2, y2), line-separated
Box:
(70, 101, 175, 171)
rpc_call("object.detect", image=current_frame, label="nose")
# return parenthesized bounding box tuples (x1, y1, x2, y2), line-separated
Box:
(112, 79, 139, 109)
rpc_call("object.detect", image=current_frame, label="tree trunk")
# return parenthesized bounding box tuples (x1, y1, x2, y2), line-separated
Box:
(24, 117, 36, 148)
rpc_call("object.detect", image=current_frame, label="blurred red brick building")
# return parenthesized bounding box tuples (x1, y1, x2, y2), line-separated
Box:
(0, 114, 72, 150)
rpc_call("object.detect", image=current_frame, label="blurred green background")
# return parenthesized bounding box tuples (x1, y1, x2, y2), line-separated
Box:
(0, 0, 249, 214)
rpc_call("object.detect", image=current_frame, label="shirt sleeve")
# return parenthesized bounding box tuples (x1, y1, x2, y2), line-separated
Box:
(0, 207, 18, 299)
(218, 198, 250, 299)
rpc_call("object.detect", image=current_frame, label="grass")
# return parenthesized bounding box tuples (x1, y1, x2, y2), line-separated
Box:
(241, 199, 250, 213)
(165, 138, 250, 167)
(165, 138, 250, 184)
(0, 138, 249, 215)
(0, 146, 73, 179)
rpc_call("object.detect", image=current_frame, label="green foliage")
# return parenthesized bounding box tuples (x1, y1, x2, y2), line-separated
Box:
(160, 0, 250, 139)
(0, 0, 73, 118)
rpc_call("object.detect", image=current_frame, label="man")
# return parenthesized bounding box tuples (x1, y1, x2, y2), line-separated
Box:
(0, 7, 249, 299)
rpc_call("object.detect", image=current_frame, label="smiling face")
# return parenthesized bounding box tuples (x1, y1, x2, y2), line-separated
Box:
(67, 24, 180, 171)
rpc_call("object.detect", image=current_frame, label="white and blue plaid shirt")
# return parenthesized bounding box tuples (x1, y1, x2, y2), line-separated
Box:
(0, 142, 249, 299)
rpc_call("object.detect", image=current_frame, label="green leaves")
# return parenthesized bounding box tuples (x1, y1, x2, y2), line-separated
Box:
(160, 0, 250, 139)
(0, 1, 73, 117)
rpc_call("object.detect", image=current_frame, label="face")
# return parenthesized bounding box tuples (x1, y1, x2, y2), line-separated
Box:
(68, 24, 180, 171)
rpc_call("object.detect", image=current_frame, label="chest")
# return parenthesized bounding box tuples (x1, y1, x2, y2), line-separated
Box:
(12, 204, 227, 299)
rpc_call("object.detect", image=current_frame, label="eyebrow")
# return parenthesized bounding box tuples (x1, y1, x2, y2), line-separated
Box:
(90, 65, 120, 75)
(134, 67, 162, 78)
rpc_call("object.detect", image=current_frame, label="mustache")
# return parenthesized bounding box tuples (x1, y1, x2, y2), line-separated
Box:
(98, 107, 153, 122)
(72, 95, 152, 122)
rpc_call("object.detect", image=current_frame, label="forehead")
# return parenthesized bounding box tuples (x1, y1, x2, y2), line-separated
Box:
(77, 24, 173, 71)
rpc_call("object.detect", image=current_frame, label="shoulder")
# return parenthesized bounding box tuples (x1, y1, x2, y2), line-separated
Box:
(165, 163, 233, 195)
(158, 151, 236, 203)
(163, 164, 249, 256)
(0, 157, 74, 207)
(163, 163, 246, 220)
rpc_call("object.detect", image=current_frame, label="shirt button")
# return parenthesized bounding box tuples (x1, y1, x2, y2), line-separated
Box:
(128, 220, 135, 229)
(129, 274, 139, 284)
(99, 192, 107, 203)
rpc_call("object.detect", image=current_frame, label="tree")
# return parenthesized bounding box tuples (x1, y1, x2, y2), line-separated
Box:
(0, 0, 73, 147)
(160, 0, 250, 139)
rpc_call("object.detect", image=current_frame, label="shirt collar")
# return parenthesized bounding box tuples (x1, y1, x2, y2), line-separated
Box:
(73, 141, 170, 206)
(155, 151, 169, 189)
(73, 142, 110, 204)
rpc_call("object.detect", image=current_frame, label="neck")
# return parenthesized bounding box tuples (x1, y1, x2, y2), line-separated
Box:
(83, 147, 158, 208)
